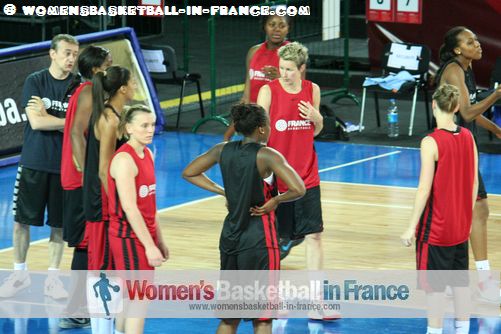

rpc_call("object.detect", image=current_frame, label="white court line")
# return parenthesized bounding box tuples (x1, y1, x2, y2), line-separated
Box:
(322, 180, 417, 190)
(318, 151, 402, 173)
(157, 195, 221, 213)
(321, 180, 501, 198)
(0, 196, 224, 254)
(322, 199, 412, 210)
(3, 154, 500, 252)
(322, 199, 501, 217)
(0, 237, 49, 254)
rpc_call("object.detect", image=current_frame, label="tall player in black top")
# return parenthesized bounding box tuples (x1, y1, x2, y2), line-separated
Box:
(183, 104, 305, 334)
(436, 26, 501, 302)
(83, 65, 136, 334)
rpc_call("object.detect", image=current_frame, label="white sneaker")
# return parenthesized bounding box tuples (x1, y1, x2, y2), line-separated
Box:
(44, 277, 69, 300)
(0, 271, 31, 298)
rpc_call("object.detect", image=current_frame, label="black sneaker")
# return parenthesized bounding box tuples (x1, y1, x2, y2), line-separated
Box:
(279, 237, 305, 260)
(58, 318, 91, 329)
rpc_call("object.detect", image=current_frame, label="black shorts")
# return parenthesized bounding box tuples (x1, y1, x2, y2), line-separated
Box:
(220, 247, 280, 270)
(477, 171, 487, 200)
(276, 186, 324, 239)
(13, 166, 63, 227)
(416, 241, 469, 291)
(63, 188, 86, 247)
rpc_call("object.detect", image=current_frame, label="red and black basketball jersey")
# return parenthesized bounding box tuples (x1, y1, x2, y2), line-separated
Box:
(248, 41, 288, 103)
(415, 127, 475, 246)
(267, 79, 320, 193)
(219, 141, 279, 265)
(108, 143, 157, 239)
(436, 59, 478, 137)
(83, 105, 126, 222)
(61, 81, 92, 190)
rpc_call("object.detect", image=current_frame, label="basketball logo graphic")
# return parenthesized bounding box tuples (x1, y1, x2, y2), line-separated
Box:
(42, 98, 52, 110)
(275, 119, 288, 132)
(139, 185, 149, 198)
(87, 273, 123, 316)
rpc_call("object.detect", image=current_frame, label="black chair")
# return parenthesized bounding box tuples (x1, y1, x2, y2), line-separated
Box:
(359, 42, 431, 136)
(141, 44, 204, 128)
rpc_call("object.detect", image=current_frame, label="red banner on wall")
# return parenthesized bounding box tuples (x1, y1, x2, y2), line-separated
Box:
(366, 0, 394, 23)
(395, 0, 422, 24)
(367, 0, 422, 24)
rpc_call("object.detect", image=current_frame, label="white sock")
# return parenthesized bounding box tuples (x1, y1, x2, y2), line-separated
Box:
(47, 267, 60, 280)
(91, 318, 99, 333)
(114, 330, 125, 334)
(99, 318, 114, 334)
(475, 260, 490, 270)
(14, 263, 26, 270)
(454, 320, 470, 334)
(476, 260, 491, 283)
(426, 327, 443, 334)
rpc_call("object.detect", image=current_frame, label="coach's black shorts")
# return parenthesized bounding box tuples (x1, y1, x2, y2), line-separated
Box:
(416, 241, 469, 291)
(13, 166, 63, 227)
(63, 188, 86, 247)
(477, 171, 487, 200)
(220, 247, 280, 270)
(276, 185, 324, 239)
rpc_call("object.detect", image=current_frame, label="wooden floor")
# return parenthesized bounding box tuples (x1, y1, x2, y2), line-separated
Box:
(2, 181, 501, 271)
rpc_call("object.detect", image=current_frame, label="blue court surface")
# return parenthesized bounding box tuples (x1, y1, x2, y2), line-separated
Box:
(0, 131, 500, 333)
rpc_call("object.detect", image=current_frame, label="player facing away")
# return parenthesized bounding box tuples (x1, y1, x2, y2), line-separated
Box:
(183, 103, 305, 334)
(401, 84, 478, 334)
(59, 45, 112, 330)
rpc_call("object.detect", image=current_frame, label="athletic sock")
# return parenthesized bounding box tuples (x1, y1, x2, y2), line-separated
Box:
(475, 260, 490, 270)
(91, 318, 99, 333)
(476, 260, 491, 283)
(99, 318, 114, 334)
(14, 262, 27, 270)
(426, 327, 443, 334)
(454, 320, 470, 334)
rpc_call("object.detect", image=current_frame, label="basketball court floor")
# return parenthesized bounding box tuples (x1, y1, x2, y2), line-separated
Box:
(0, 131, 499, 333)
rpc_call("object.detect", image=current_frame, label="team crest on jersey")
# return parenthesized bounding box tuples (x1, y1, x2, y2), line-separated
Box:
(139, 184, 156, 198)
(275, 119, 311, 132)
(41, 97, 68, 113)
(249, 69, 266, 81)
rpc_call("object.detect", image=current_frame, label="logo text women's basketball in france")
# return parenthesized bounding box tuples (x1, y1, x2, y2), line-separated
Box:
(275, 119, 311, 132)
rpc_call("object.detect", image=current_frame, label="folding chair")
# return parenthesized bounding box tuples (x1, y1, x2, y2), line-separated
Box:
(141, 44, 205, 128)
(359, 42, 431, 136)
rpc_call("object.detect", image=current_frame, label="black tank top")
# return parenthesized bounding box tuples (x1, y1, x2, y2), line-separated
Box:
(83, 104, 126, 222)
(219, 141, 276, 254)
(436, 58, 478, 136)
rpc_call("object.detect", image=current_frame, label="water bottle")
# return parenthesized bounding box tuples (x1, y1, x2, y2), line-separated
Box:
(387, 99, 399, 138)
